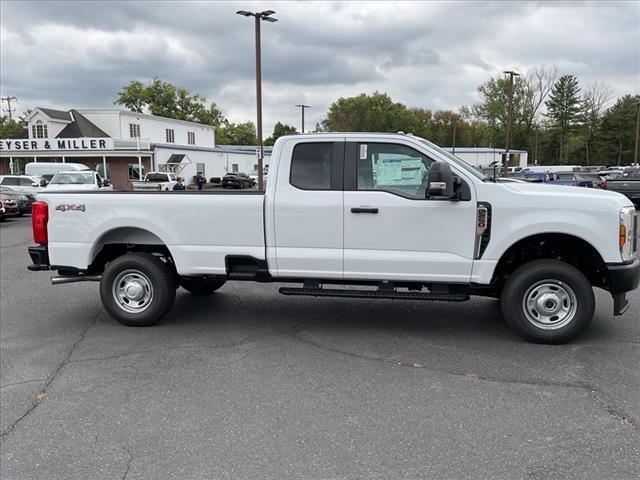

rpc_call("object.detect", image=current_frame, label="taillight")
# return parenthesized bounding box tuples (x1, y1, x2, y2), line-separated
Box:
(597, 181, 607, 189)
(32, 201, 49, 245)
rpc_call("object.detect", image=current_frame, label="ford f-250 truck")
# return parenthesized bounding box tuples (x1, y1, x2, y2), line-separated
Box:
(27, 133, 639, 343)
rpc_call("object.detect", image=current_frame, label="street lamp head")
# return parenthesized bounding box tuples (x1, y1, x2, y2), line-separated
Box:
(236, 10, 253, 17)
(262, 16, 278, 22)
(260, 10, 276, 16)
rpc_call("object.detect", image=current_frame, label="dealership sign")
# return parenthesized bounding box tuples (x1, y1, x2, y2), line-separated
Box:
(0, 138, 114, 152)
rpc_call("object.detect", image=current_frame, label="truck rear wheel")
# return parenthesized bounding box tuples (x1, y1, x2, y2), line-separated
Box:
(501, 259, 595, 344)
(180, 278, 226, 295)
(100, 252, 176, 326)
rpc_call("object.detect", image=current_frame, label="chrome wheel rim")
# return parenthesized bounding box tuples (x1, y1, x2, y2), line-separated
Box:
(522, 280, 577, 330)
(112, 269, 154, 313)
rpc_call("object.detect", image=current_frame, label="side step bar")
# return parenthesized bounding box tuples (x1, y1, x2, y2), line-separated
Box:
(279, 287, 469, 302)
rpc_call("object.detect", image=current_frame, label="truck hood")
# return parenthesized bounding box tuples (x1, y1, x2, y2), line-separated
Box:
(44, 184, 99, 191)
(501, 181, 632, 207)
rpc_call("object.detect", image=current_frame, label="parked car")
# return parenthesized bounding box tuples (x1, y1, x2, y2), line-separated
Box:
(606, 169, 640, 206)
(131, 172, 178, 191)
(0, 186, 34, 215)
(0, 175, 42, 194)
(547, 172, 607, 189)
(27, 132, 639, 344)
(0, 195, 19, 218)
(222, 172, 255, 189)
(249, 169, 268, 185)
(0, 205, 5, 222)
(45, 171, 113, 192)
(24, 162, 90, 186)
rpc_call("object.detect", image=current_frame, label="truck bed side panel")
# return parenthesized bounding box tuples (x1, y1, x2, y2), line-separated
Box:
(40, 192, 265, 275)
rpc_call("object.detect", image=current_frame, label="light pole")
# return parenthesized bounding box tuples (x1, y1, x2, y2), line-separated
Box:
(237, 9, 278, 191)
(451, 120, 457, 155)
(503, 70, 520, 176)
(634, 98, 640, 166)
(294, 104, 311, 133)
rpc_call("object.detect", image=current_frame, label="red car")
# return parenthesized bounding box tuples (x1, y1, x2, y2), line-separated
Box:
(0, 193, 19, 220)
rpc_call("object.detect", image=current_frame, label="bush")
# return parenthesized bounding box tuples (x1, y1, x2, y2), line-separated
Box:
(210, 177, 221, 183)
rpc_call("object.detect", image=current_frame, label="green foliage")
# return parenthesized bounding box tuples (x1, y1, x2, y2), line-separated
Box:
(210, 177, 221, 184)
(594, 95, 639, 166)
(0, 115, 27, 139)
(114, 78, 226, 126)
(322, 92, 419, 133)
(265, 121, 297, 145)
(544, 75, 582, 162)
(216, 121, 257, 145)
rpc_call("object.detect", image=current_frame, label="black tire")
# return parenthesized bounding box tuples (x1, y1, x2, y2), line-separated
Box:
(100, 252, 176, 326)
(180, 279, 226, 295)
(501, 259, 595, 344)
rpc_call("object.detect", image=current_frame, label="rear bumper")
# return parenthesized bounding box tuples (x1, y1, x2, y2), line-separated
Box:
(606, 258, 640, 315)
(27, 245, 50, 271)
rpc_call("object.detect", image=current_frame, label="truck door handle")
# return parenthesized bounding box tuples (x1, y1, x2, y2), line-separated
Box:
(351, 207, 379, 214)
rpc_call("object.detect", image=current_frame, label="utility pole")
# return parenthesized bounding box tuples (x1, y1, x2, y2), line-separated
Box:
(634, 98, 640, 166)
(451, 120, 457, 154)
(237, 9, 278, 191)
(534, 126, 539, 166)
(1, 96, 17, 120)
(503, 70, 519, 176)
(294, 104, 311, 133)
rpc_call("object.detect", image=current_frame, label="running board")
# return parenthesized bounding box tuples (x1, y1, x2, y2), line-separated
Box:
(279, 287, 469, 302)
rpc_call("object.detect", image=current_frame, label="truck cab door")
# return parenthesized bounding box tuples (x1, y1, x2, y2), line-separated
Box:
(342, 140, 477, 283)
(271, 139, 345, 278)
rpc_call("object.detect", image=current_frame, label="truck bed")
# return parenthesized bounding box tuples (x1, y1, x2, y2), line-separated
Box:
(38, 191, 266, 275)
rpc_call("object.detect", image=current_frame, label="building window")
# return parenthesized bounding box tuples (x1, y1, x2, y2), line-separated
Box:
(166, 129, 175, 143)
(32, 121, 48, 139)
(128, 164, 145, 181)
(196, 163, 205, 176)
(188, 131, 195, 145)
(231, 164, 239, 173)
(129, 124, 141, 138)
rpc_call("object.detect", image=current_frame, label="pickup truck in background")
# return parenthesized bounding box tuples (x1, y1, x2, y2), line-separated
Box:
(27, 133, 639, 344)
(606, 169, 640, 206)
(131, 172, 178, 191)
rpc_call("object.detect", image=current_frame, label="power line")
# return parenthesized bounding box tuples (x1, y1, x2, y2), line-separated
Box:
(1, 96, 17, 121)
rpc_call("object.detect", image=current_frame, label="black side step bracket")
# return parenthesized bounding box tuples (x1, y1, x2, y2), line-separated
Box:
(279, 287, 469, 302)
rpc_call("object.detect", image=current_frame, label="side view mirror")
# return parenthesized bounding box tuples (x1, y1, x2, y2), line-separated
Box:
(32, 182, 39, 188)
(39, 179, 48, 187)
(426, 162, 455, 199)
(103, 179, 110, 187)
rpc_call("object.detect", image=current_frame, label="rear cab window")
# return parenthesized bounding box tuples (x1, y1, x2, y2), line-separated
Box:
(290, 142, 334, 190)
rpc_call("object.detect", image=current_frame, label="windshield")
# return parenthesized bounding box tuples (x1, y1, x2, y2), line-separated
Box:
(145, 173, 169, 182)
(50, 172, 94, 185)
(415, 138, 486, 180)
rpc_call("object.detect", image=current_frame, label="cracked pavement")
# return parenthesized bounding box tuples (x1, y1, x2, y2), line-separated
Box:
(1, 216, 639, 479)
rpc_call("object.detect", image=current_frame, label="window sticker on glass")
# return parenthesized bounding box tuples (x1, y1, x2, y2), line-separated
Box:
(360, 144, 368, 160)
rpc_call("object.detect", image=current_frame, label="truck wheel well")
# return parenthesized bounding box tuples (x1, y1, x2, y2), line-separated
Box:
(491, 233, 608, 290)
(89, 227, 174, 275)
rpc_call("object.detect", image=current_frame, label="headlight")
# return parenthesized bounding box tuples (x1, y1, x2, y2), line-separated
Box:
(619, 206, 637, 262)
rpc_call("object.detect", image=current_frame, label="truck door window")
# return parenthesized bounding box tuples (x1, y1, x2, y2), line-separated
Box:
(357, 143, 433, 199)
(290, 142, 333, 190)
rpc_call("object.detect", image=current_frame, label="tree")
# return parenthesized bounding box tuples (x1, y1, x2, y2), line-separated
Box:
(321, 92, 419, 133)
(216, 121, 257, 145)
(114, 78, 226, 127)
(265, 121, 297, 145)
(582, 81, 614, 165)
(0, 115, 27, 138)
(596, 95, 639, 166)
(545, 75, 582, 163)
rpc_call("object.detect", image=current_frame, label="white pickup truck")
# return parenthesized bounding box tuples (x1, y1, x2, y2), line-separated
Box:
(131, 172, 178, 191)
(28, 133, 639, 343)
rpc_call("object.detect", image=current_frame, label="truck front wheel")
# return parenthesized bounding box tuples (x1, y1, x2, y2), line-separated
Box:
(501, 259, 595, 344)
(100, 252, 176, 326)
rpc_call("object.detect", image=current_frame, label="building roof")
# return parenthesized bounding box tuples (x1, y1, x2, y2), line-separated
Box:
(56, 110, 110, 138)
(38, 108, 73, 122)
(153, 143, 273, 156)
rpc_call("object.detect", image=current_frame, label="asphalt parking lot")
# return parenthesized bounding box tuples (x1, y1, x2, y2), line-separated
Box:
(1, 215, 638, 479)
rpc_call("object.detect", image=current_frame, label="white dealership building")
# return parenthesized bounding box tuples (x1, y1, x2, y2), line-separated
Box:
(0, 107, 270, 190)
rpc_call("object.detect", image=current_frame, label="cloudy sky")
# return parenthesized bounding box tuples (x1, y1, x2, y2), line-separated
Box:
(1, 1, 638, 135)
